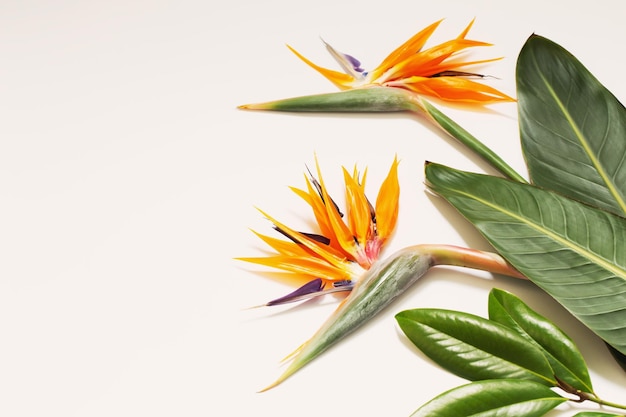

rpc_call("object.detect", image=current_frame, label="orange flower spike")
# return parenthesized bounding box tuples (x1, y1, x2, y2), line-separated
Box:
(389, 38, 492, 80)
(249, 230, 312, 257)
(369, 19, 444, 80)
(314, 159, 363, 264)
(403, 76, 514, 103)
(342, 166, 373, 256)
(255, 208, 349, 270)
(286, 44, 355, 90)
(239, 253, 351, 284)
(372, 156, 400, 254)
(456, 17, 474, 39)
(290, 180, 336, 245)
(293, 171, 353, 257)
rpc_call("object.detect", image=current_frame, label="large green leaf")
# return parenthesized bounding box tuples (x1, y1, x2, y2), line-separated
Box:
(409, 379, 566, 417)
(424, 162, 626, 356)
(395, 308, 556, 385)
(517, 34, 626, 216)
(488, 288, 593, 393)
(517, 33, 626, 373)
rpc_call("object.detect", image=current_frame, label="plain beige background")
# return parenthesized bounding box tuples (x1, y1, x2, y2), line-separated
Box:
(1, 1, 625, 416)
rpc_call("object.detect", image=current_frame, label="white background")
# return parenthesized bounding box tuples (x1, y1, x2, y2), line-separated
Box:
(1, 1, 625, 416)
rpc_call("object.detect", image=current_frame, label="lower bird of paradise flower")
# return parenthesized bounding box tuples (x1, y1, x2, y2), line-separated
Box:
(239, 156, 526, 391)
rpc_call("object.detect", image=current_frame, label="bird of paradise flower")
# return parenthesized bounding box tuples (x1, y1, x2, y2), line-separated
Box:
(239, 19, 526, 183)
(278, 19, 513, 104)
(241, 156, 400, 308)
(240, 157, 525, 391)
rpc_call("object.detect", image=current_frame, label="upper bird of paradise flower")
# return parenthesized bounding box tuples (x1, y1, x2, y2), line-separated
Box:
(239, 19, 515, 110)
(239, 156, 400, 307)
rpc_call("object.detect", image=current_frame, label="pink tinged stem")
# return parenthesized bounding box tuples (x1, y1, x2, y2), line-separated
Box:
(424, 244, 526, 279)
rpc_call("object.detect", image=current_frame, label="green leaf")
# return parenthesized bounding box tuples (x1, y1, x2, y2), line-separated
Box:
(488, 288, 594, 393)
(517, 34, 626, 217)
(424, 162, 626, 356)
(409, 379, 566, 417)
(395, 308, 555, 385)
(607, 344, 626, 373)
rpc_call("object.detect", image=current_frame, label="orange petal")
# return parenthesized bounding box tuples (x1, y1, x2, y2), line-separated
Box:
(385, 38, 492, 81)
(402, 76, 515, 103)
(287, 45, 355, 90)
(343, 167, 373, 249)
(375, 156, 400, 240)
(291, 183, 335, 241)
(314, 159, 360, 261)
(420, 57, 503, 76)
(250, 230, 312, 257)
(294, 175, 352, 256)
(238, 254, 353, 283)
(456, 18, 475, 40)
(370, 19, 443, 80)
(257, 208, 353, 268)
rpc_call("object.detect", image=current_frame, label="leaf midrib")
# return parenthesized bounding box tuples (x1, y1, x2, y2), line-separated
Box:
(450, 185, 626, 284)
(406, 319, 554, 384)
(532, 51, 626, 215)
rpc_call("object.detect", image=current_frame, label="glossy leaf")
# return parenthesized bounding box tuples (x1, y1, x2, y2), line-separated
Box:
(424, 162, 626, 356)
(409, 379, 566, 417)
(488, 288, 593, 393)
(395, 308, 556, 385)
(517, 35, 626, 217)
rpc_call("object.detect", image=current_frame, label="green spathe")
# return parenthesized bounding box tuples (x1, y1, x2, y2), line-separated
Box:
(260, 246, 432, 391)
(240, 87, 420, 112)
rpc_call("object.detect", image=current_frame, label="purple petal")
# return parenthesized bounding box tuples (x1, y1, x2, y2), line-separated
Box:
(266, 278, 325, 306)
(343, 53, 365, 73)
(264, 278, 354, 307)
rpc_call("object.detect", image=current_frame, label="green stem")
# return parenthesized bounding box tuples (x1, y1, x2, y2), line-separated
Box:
(419, 100, 528, 184)
(557, 376, 626, 412)
(581, 393, 626, 412)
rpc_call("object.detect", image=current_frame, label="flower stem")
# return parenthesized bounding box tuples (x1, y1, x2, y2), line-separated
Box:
(422, 244, 526, 279)
(419, 100, 528, 184)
